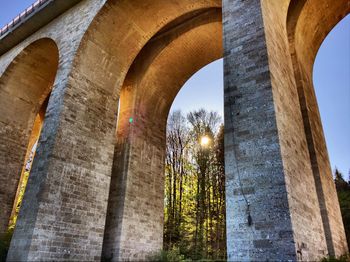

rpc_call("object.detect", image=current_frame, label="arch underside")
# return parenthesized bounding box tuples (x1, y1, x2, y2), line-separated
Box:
(6, 1, 224, 261)
(72, 2, 222, 260)
(102, 8, 223, 261)
(0, 38, 58, 235)
(289, 0, 350, 256)
(262, 0, 350, 258)
(1, 0, 349, 261)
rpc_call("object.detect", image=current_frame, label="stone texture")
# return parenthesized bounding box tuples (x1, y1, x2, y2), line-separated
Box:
(261, 0, 349, 258)
(223, 0, 297, 260)
(0, 0, 347, 261)
(102, 9, 222, 260)
(2, 1, 109, 261)
(289, 0, 350, 256)
(0, 39, 58, 235)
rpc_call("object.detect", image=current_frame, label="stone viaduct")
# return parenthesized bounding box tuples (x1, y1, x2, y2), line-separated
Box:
(0, 0, 349, 261)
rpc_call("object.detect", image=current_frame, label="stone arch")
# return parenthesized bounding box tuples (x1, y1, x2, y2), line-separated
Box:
(6, 2, 225, 261)
(3, 0, 348, 260)
(118, 7, 222, 132)
(286, 0, 350, 256)
(0, 38, 59, 234)
(102, 8, 222, 260)
(64, 3, 222, 259)
(68, 0, 221, 105)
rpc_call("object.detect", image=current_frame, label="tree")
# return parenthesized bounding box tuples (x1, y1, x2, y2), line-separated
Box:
(164, 109, 226, 260)
(335, 168, 349, 191)
(334, 168, 350, 248)
(164, 111, 190, 249)
(187, 109, 220, 259)
(212, 125, 226, 259)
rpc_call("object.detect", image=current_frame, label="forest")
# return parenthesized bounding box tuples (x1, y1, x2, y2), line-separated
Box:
(1, 110, 349, 262)
(161, 109, 350, 261)
(334, 169, 350, 249)
(163, 109, 226, 260)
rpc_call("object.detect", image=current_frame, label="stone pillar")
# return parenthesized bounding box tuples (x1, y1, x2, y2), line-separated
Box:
(102, 102, 166, 261)
(297, 64, 348, 256)
(223, 0, 325, 260)
(286, 0, 349, 255)
(0, 39, 58, 236)
(6, 64, 118, 261)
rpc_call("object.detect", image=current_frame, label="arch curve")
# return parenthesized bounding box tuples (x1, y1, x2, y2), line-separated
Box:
(68, 0, 221, 102)
(286, 0, 350, 256)
(0, 37, 59, 234)
(287, 0, 350, 74)
(118, 7, 223, 133)
(100, 4, 223, 260)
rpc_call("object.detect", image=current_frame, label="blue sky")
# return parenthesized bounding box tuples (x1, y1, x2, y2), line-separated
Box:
(0, 2, 349, 176)
(312, 15, 350, 177)
(0, 0, 35, 26)
(173, 15, 350, 176)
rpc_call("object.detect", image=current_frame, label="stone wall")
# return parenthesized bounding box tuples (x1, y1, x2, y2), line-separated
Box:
(260, 0, 329, 259)
(2, 1, 109, 260)
(102, 9, 222, 260)
(0, 0, 347, 261)
(0, 38, 58, 234)
(223, 0, 299, 260)
(291, 0, 349, 255)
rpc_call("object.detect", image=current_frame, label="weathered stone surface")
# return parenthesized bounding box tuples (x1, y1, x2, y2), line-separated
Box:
(261, 0, 349, 258)
(223, 1, 298, 260)
(2, 1, 109, 261)
(0, 0, 348, 261)
(0, 38, 58, 235)
(102, 9, 222, 260)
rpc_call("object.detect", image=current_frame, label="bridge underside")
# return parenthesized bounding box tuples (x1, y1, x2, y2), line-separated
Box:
(0, 0, 348, 261)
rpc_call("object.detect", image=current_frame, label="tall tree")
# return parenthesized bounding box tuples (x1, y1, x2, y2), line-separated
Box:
(334, 168, 350, 248)
(164, 111, 190, 248)
(187, 109, 220, 259)
(164, 109, 226, 260)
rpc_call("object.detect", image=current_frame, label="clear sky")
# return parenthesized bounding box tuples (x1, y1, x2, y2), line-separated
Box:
(0, 2, 349, 176)
(0, 0, 35, 27)
(172, 15, 350, 176)
(312, 15, 350, 177)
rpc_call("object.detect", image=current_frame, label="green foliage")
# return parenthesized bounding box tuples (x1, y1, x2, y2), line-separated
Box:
(321, 253, 350, 262)
(335, 169, 349, 191)
(164, 109, 226, 261)
(0, 169, 30, 261)
(0, 229, 13, 262)
(334, 168, 350, 248)
(1, 165, 32, 260)
(147, 247, 190, 262)
(8, 171, 30, 230)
